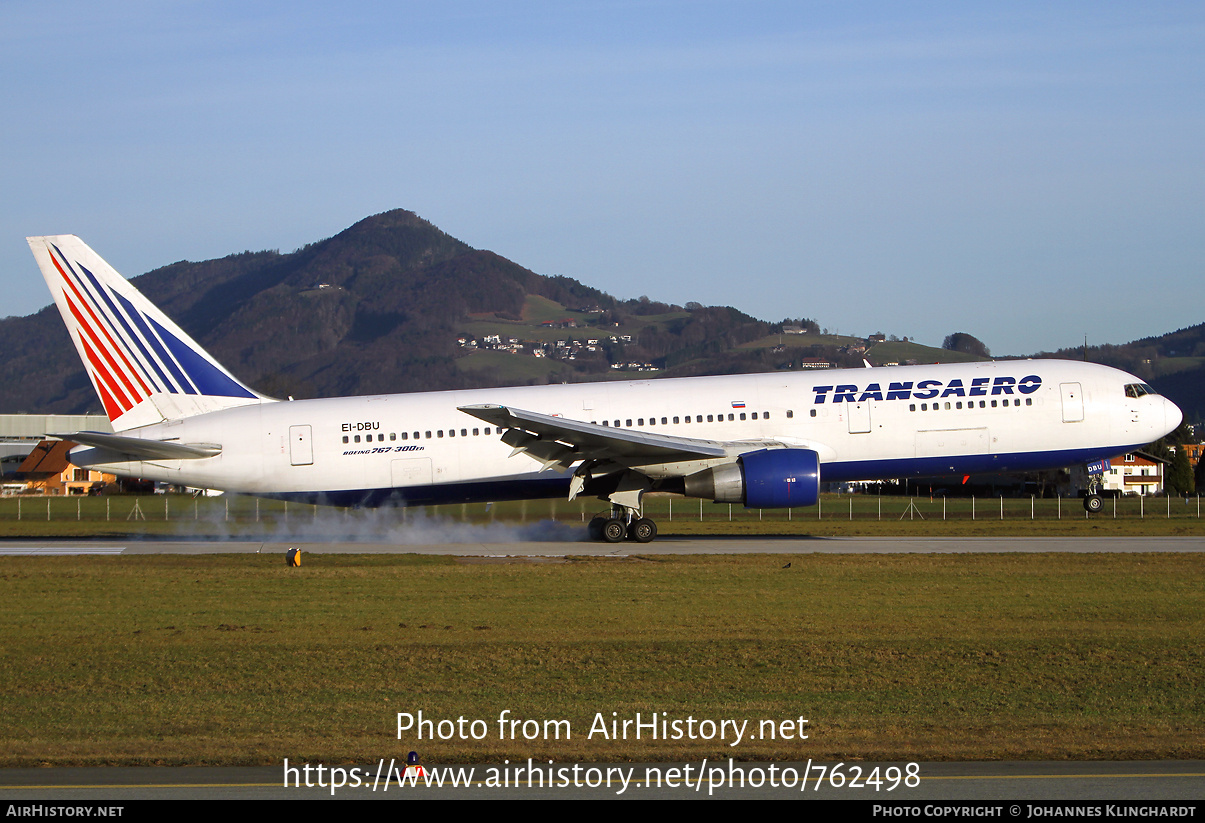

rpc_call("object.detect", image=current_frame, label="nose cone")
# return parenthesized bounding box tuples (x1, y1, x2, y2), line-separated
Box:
(1164, 396, 1184, 436)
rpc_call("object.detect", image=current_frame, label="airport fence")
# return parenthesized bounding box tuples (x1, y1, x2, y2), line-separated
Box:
(0, 491, 1201, 526)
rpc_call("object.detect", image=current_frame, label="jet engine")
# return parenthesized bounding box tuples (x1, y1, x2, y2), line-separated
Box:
(682, 448, 820, 508)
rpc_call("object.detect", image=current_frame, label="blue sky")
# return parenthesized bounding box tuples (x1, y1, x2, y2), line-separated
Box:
(3, 1, 1202, 356)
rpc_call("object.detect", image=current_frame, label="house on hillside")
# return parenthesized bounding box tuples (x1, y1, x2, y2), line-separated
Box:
(1183, 442, 1204, 469)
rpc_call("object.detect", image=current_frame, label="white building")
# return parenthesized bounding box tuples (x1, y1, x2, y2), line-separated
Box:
(1071, 451, 1167, 496)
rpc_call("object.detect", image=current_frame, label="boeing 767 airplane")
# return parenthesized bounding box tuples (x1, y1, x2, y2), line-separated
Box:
(28, 235, 1182, 542)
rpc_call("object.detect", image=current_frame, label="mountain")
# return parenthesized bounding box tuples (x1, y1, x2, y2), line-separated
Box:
(0, 211, 778, 412)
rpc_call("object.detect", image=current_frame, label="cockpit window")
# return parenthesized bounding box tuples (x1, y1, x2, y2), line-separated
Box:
(1124, 383, 1158, 398)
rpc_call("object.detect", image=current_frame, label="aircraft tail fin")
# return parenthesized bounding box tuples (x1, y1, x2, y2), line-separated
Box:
(27, 235, 271, 430)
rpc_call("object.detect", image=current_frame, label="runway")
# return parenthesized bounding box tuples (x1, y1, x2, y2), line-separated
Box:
(1, 535, 1202, 555)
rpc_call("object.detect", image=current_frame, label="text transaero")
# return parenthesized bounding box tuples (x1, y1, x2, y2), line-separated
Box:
(812, 375, 1042, 404)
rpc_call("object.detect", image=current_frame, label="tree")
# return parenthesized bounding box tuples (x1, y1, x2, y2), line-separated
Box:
(942, 332, 991, 358)
(1167, 447, 1195, 495)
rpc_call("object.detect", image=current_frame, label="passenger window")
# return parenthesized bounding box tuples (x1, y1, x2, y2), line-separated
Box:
(752, 412, 758, 420)
(787, 410, 793, 419)
(810, 409, 817, 417)
(342, 436, 348, 444)
(707, 415, 713, 422)
(673, 416, 680, 424)
(390, 432, 396, 441)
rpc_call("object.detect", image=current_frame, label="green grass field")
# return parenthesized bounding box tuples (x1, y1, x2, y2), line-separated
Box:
(865, 340, 988, 365)
(739, 333, 865, 349)
(1, 552, 1201, 766)
(453, 349, 570, 383)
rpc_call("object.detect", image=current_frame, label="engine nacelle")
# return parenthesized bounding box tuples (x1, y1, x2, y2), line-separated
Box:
(682, 448, 820, 508)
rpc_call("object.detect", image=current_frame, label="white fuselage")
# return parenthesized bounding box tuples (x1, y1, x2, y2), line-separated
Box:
(74, 359, 1180, 507)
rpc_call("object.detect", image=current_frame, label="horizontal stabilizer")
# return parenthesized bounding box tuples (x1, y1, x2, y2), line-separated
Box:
(52, 431, 221, 461)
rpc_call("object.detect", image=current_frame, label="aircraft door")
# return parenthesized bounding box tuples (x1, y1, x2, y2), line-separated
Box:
(1060, 383, 1084, 423)
(289, 425, 313, 466)
(847, 401, 872, 434)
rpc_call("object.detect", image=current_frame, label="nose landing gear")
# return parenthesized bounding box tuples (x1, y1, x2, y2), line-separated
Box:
(1083, 470, 1106, 513)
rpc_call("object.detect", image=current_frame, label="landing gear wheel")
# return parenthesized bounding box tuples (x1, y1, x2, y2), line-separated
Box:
(1083, 494, 1103, 514)
(628, 518, 657, 543)
(601, 518, 627, 543)
(587, 516, 607, 541)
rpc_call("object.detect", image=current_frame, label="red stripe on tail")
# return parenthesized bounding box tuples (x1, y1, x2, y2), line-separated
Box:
(48, 249, 151, 400)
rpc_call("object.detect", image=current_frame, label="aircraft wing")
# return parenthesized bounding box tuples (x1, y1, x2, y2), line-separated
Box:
(51, 431, 222, 461)
(457, 403, 729, 470)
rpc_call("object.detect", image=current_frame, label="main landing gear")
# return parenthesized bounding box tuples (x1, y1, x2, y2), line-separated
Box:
(587, 506, 658, 544)
(577, 467, 659, 543)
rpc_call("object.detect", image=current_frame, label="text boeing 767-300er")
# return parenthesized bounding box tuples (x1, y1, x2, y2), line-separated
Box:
(28, 235, 1182, 542)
